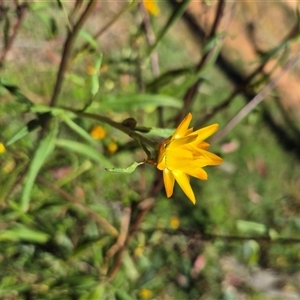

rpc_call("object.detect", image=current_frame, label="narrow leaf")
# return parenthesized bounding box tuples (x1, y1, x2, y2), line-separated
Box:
(150, 0, 192, 53)
(0, 223, 49, 243)
(21, 119, 58, 211)
(0, 80, 33, 107)
(106, 161, 144, 174)
(56, 139, 112, 167)
(79, 29, 98, 50)
(6, 126, 30, 146)
(237, 220, 267, 235)
(97, 94, 181, 111)
(146, 127, 175, 138)
(0, 161, 27, 203)
(90, 54, 103, 96)
(61, 112, 97, 145)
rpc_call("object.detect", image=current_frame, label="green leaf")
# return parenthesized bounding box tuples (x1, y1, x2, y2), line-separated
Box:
(0, 223, 49, 243)
(79, 283, 106, 300)
(6, 126, 30, 146)
(202, 33, 223, 55)
(269, 228, 279, 240)
(146, 127, 175, 138)
(237, 220, 267, 235)
(115, 289, 136, 300)
(30, 104, 64, 116)
(97, 94, 181, 111)
(106, 161, 144, 174)
(243, 240, 260, 265)
(6, 113, 52, 146)
(146, 67, 191, 93)
(79, 29, 98, 50)
(149, 0, 192, 53)
(61, 112, 97, 145)
(0, 80, 33, 107)
(55, 139, 112, 167)
(0, 283, 31, 295)
(67, 73, 86, 86)
(21, 119, 59, 212)
(90, 54, 103, 97)
(0, 160, 27, 203)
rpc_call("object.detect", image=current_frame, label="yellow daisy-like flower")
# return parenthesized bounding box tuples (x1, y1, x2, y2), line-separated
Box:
(157, 113, 223, 204)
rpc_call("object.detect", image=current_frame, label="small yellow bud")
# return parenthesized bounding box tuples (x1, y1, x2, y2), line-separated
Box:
(139, 288, 153, 300)
(170, 216, 180, 229)
(90, 125, 106, 140)
(143, 0, 160, 16)
(0, 143, 5, 154)
(107, 142, 118, 154)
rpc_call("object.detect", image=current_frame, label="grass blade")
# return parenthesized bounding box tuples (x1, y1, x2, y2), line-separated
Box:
(149, 0, 192, 53)
(21, 119, 59, 212)
(55, 139, 112, 167)
(96, 93, 181, 111)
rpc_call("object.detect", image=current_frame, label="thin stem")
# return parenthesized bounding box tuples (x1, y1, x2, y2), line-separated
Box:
(0, 2, 28, 67)
(211, 54, 300, 142)
(73, 0, 138, 60)
(49, 0, 97, 107)
(174, 0, 226, 124)
(140, 2, 163, 127)
(62, 108, 159, 150)
(105, 206, 131, 279)
(142, 228, 300, 244)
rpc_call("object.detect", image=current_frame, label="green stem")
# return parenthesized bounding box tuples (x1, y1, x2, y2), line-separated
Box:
(63, 108, 160, 150)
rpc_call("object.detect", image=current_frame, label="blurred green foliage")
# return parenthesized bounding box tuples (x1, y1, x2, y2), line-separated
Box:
(1, 1, 300, 299)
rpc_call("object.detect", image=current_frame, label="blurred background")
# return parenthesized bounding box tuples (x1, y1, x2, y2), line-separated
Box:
(1, 1, 300, 299)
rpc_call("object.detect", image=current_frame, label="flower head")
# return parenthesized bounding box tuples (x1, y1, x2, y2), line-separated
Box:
(90, 125, 106, 140)
(143, 0, 160, 16)
(157, 113, 223, 204)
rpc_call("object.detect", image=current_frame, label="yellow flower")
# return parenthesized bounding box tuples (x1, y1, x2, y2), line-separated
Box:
(0, 142, 5, 154)
(107, 142, 118, 154)
(170, 216, 180, 229)
(90, 125, 106, 140)
(143, 0, 160, 16)
(157, 113, 223, 204)
(139, 288, 152, 299)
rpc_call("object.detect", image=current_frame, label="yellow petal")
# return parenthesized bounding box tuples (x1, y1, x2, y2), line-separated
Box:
(198, 149, 223, 165)
(192, 123, 219, 142)
(165, 148, 194, 170)
(157, 144, 167, 169)
(157, 159, 166, 170)
(163, 168, 175, 197)
(197, 142, 210, 150)
(172, 113, 192, 139)
(166, 148, 215, 170)
(169, 134, 197, 149)
(186, 168, 208, 180)
(172, 171, 196, 204)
